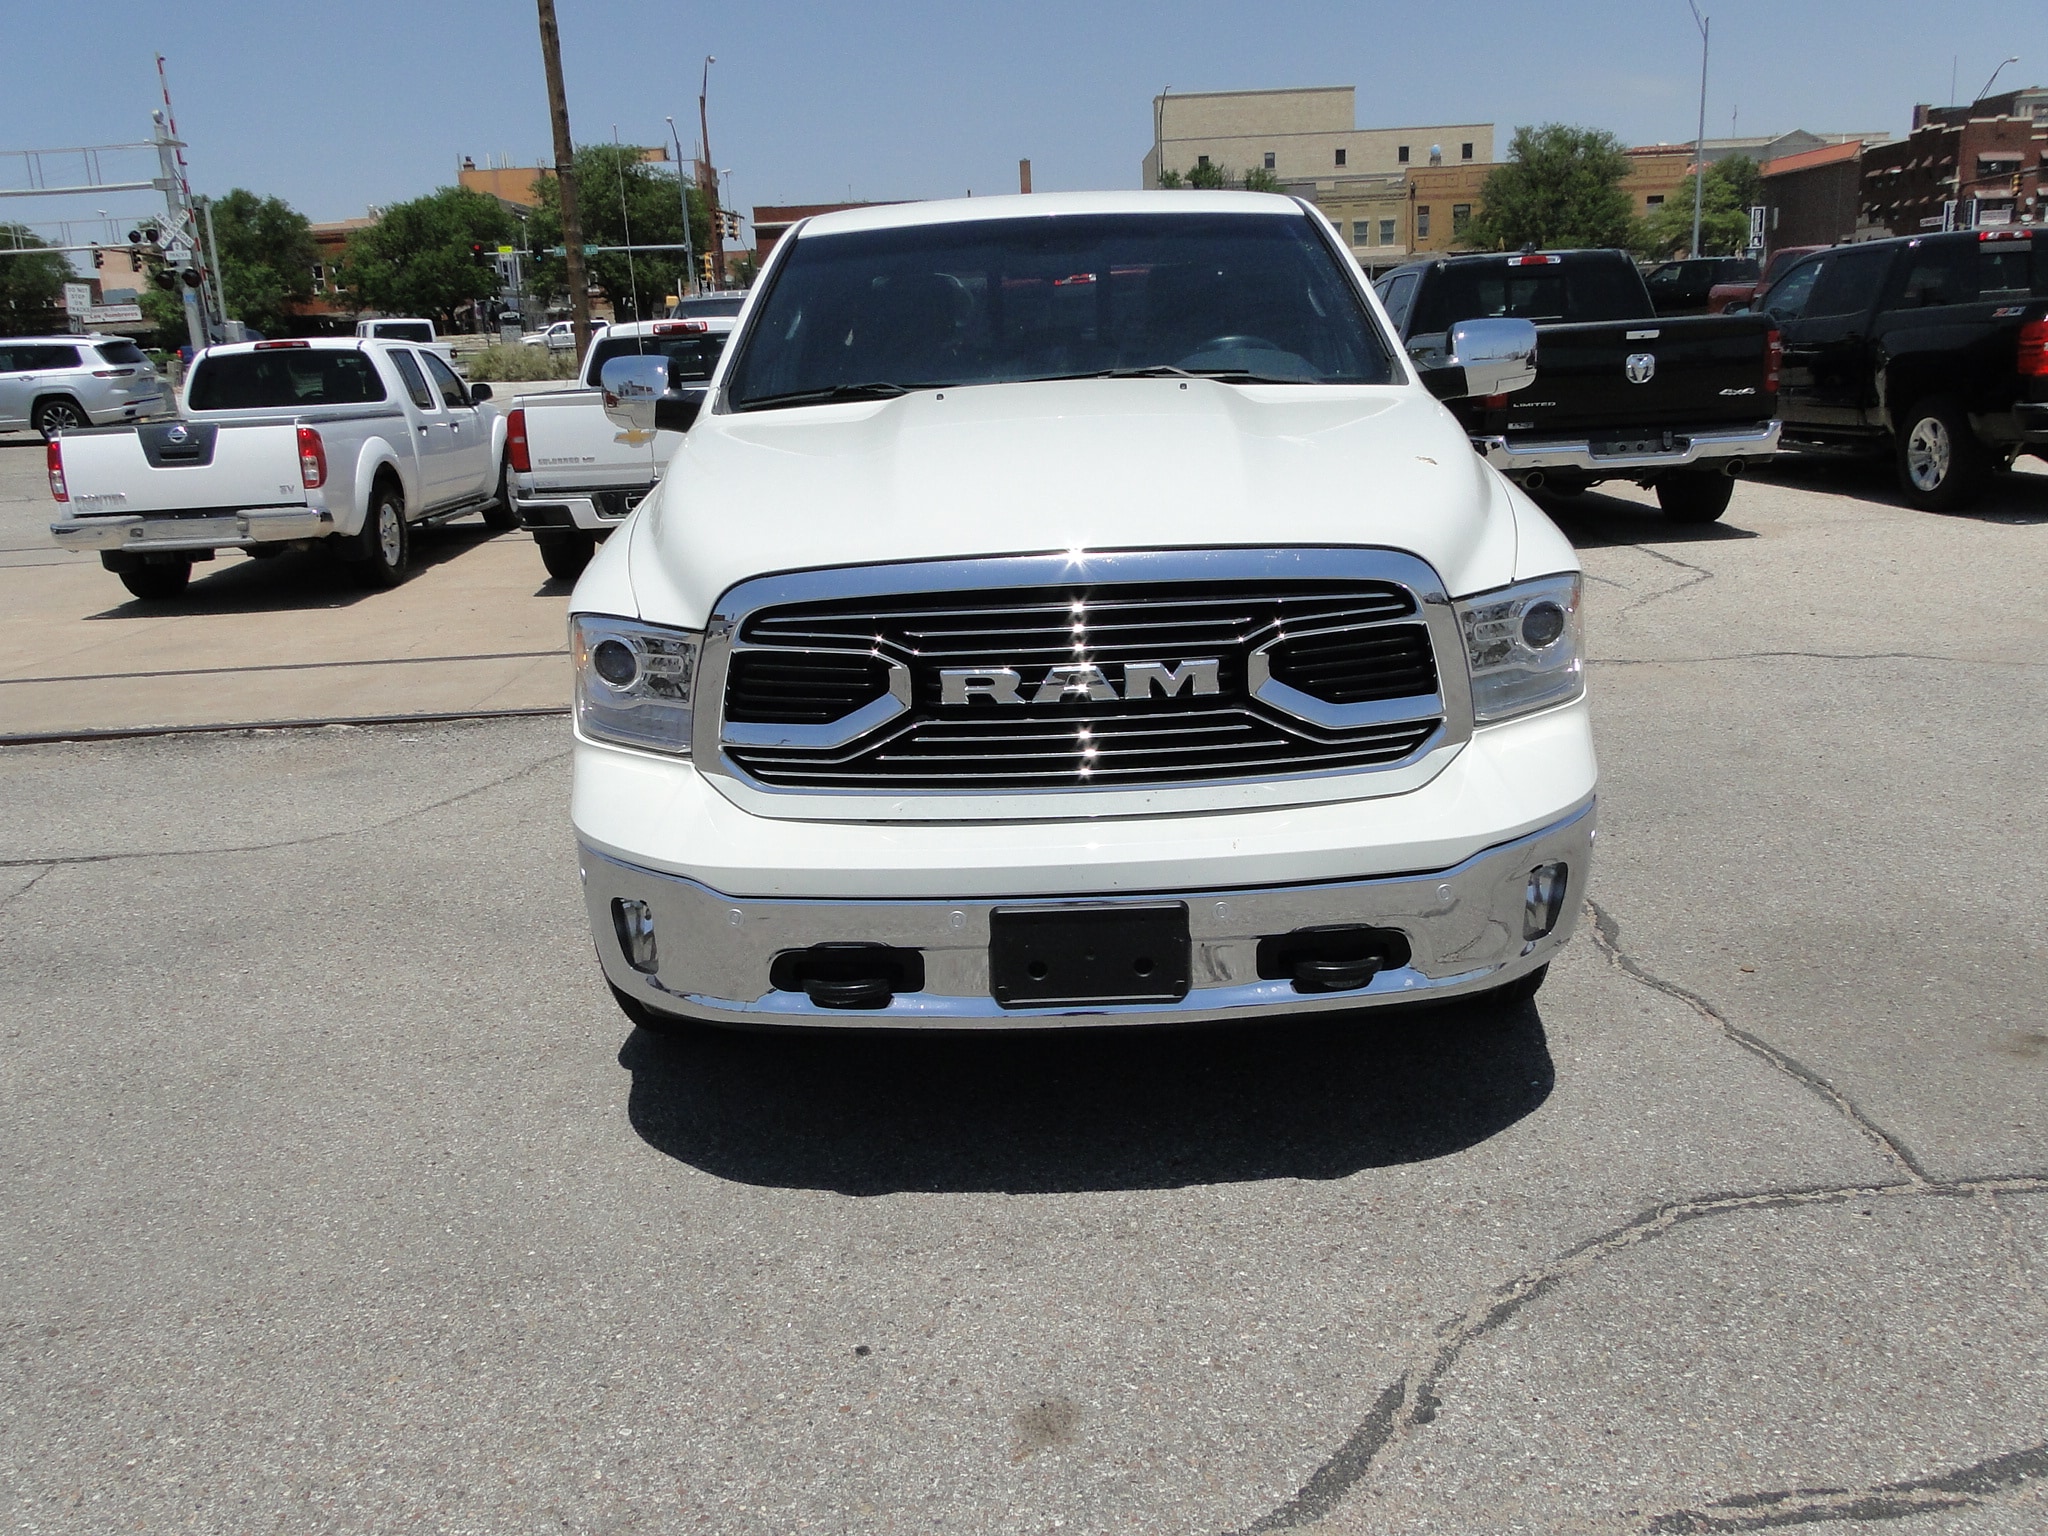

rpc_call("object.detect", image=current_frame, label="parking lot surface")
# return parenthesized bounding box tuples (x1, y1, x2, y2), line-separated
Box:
(1, 450, 2044, 1533)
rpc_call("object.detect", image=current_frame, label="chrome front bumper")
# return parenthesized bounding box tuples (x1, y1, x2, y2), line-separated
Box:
(50, 507, 335, 553)
(1476, 419, 1780, 475)
(582, 799, 1594, 1030)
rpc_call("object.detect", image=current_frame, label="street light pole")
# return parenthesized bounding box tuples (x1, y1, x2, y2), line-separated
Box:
(1976, 56, 2020, 106)
(1154, 86, 1170, 188)
(699, 56, 725, 287)
(665, 115, 695, 299)
(1688, 0, 1709, 260)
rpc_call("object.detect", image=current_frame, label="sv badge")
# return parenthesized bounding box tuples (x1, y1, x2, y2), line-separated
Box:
(941, 659, 1222, 705)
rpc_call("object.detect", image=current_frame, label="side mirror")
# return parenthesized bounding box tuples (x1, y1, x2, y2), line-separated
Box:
(600, 355, 702, 435)
(1419, 318, 1539, 401)
(468, 382, 492, 403)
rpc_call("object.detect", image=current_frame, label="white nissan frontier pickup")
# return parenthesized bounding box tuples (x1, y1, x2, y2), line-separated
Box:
(569, 191, 1594, 1029)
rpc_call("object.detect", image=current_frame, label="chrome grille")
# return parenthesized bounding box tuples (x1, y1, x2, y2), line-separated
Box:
(721, 577, 1446, 793)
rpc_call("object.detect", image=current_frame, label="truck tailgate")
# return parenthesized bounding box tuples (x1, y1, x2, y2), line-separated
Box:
(1463, 314, 1776, 438)
(516, 389, 669, 490)
(56, 420, 308, 516)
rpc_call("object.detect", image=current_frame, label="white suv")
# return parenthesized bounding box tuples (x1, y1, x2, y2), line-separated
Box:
(0, 335, 166, 438)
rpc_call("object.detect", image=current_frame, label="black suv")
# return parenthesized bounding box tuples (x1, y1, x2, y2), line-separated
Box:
(1643, 256, 1760, 316)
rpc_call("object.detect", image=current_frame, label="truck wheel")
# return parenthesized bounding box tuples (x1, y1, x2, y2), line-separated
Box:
(33, 396, 87, 439)
(350, 482, 411, 588)
(1895, 396, 1989, 511)
(1655, 471, 1735, 523)
(1475, 963, 1548, 1011)
(536, 529, 597, 583)
(117, 558, 192, 602)
(481, 454, 519, 531)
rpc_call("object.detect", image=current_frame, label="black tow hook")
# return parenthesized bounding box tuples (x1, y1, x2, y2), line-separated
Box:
(769, 942, 926, 1011)
(1256, 923, 1412, 995)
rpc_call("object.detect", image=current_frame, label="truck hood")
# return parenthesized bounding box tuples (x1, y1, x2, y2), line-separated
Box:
(618, 378, 1522, 627)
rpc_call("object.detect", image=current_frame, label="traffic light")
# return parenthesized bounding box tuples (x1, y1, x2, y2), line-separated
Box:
(699, 252, 714, 285)
(91, 244, 104, 269)
(470, 241, 489, 268)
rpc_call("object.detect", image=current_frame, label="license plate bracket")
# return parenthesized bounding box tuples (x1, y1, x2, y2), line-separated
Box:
(989, 903, 1191, 1008)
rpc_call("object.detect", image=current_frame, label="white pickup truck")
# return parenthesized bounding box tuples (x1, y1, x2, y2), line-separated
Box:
(49, 337, 512, 601)
(506, 316, 735, 581)
(354, 317, 461, 374)
(569, 192, 1596, 1031)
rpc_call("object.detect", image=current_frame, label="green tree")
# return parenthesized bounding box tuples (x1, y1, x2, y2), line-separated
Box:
(1642, 155, 1763, 257)
(1186, 160, 1234, 190)
(527, 145, 713, 320)
(1155, 168, 1184, 189)
(0, 223, 70, 334)
(337, 186, 515, 326)
(1465, 124, 1641, 252)
(1241, 166, 1284, 193)
(205, 189, 318, 335)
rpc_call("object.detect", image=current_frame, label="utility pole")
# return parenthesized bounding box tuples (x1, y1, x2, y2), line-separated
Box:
(700, 56, 725, 287)
(535, 0, 592, 357)
(666, 116, 696, 298)
(1688, 0, 1709, 260)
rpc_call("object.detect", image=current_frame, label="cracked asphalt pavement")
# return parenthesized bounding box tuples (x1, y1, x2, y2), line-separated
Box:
(0, 451, 2044, 1533)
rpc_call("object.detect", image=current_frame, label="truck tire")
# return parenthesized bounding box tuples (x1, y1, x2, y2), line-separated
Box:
(1655, 471, 1735, 523)
(116, 558, 192, 602)
(32, 396, 87, 439)
(481, 454, 519, 531)
(349, 480, 411, 588)
(1895, 395, 1989, 511)
(536, 528, 597, 583)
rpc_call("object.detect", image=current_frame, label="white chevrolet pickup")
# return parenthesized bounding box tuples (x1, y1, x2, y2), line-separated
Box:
(48, 338, 512, 601)
(506, 317, 734, 581)
(570, 192, 1595, 1029)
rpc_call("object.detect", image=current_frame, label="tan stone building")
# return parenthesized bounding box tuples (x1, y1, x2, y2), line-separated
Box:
(1143, 87, 1490, 188)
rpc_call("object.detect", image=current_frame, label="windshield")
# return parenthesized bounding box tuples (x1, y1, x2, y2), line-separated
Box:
(1409, 256, 1650, 331)
(724, 211, 1396, 409)
(670, 295, 745, 318)
(188, 350, 389, 410)
(588, 331, 729, 383)
(371, 322, 434, 344)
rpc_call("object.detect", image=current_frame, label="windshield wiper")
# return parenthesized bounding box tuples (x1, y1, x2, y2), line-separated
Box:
(738, 381, 917, 411)
(1043, 365, 1313, 385)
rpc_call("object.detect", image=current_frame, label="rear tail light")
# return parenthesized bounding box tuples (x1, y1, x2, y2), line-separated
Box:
(47, 440, 66, 502)
(297, 426, 327, 489)
(1507, 253, 1560, 266)
(254, 339, 311, 349)
(2019, 320, 2048, 378)
(507, 407, 531, 472)
(653, 320, 708, 334)
(1765, 328, 1782, 393)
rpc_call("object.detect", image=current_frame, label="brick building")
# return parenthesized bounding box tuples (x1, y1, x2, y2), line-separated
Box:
(750, 202, 907, 265)
(1860, 88, 2048, 235)
(1761, 141, 1866, 252)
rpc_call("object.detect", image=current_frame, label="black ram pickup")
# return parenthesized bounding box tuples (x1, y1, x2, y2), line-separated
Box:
(1756, 228, 2048, 510)
(1375, 249, 1780, 522)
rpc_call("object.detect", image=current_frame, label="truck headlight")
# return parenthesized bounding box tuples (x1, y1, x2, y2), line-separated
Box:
(1456, 573, 1584, 723)
(572, 614, 701, 756)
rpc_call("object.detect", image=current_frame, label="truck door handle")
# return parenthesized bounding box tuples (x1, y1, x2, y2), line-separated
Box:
(418, 425, 429, 435)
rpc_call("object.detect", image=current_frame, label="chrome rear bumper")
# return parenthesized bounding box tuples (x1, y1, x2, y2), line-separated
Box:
(50, 507, 333, 553)
(1476, 419, 1780, 475)
(583, 799, 1594, 1030)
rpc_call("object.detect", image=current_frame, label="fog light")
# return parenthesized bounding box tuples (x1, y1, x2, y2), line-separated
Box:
(1524, 863, 1568, 941)
(612, 897, 657, 972)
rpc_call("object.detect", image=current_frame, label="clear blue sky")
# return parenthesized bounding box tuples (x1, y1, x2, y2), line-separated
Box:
(0, 0, 2037, 236)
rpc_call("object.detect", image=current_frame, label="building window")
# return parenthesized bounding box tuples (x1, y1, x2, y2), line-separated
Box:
(1452, 203, 1472, 233)
(1461, 142, 1474, 160)
(1263, 151, 1276, 170)
(1197, 154, 1210, 169)
(1352, 219, 1372, 245)
(1397, 145, 1410, 164)
(1417, 206, 1431, 239)
(1645, 194, 1664, 207)
(1334, 147, 1347, 167)
(1380, 218, 1397, 245)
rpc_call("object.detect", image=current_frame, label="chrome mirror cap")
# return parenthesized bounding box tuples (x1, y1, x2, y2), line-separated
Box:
(1443, 318, 1538, 398)
(600, 355, 669, 433)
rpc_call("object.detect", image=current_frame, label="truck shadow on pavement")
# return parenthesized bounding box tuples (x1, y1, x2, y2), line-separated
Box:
(81, 523, 510, 617)
(619, 999, 1552, 1194)
(1751, 454, 2048, 525)
(1535, 490, 1762, 550)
